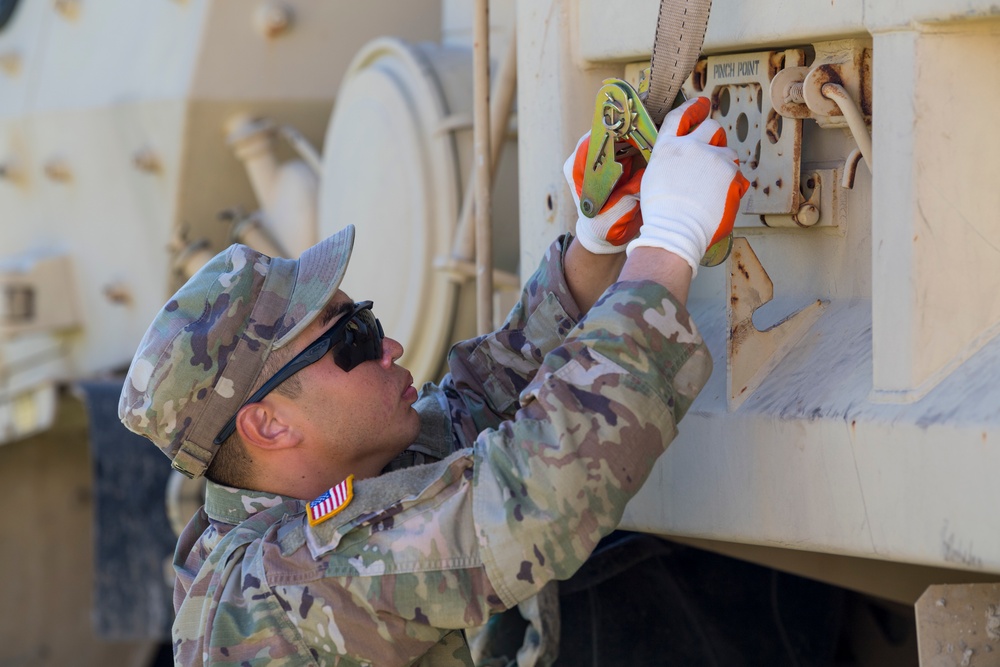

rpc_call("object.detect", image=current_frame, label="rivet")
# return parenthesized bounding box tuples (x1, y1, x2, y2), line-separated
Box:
(54, 0, 81, 21)
(0, 52, 21, 77)
(133, 146, 161, 173)
(44, 157, 72, 182)
(102, 282, 133, 305)
(253, 1, 293, 38)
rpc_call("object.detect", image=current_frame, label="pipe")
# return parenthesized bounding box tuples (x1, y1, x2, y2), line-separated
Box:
(230, 212, 289, 259)
(170, 234, 215, 280)
(226, 115, 319, 256)
(278, 124, 323, 177)
(226, 115, 279, 210)
(454, 27, 518, 264)
(473, 0, 493, 335)
(821, 83, 872, 171)
(842, 148, 864, 189)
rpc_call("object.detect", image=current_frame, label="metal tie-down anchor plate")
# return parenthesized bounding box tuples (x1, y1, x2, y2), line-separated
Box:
(686, 49, 806, 219)
(727, 237, 827, 410)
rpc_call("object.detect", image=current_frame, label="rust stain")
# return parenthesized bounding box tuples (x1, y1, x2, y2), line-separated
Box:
(768, 51, 785, 79)
(730, 321, 754, 347)
(844, 152, 861, 188)
(765, 110, 782, 144)
(692, 59, 708, 93)
(859, 49, 873, 118)
(813, 64, 844, 90)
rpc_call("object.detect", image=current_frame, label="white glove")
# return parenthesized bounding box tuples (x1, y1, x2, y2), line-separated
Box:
(562, 133, 645, 254)
(627, 97, 751, 276)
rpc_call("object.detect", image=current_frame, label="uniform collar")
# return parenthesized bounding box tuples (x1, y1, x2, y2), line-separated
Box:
(204, 480, 302, 525)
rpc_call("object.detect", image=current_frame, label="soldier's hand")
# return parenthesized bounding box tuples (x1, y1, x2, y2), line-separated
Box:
(628, 97, 750, 276)
(562, 133, 645, 254)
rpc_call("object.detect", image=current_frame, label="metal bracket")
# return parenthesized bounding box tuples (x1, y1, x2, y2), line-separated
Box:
(761, 168, 844, 229)
(0, 254, 81, 337)
(769, 40, 872, 132)
(685, 49, 806, 218)
(727, 238, 827, 410)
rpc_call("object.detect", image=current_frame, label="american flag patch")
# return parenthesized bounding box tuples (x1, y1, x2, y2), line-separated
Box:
(307, 475, 355, 526)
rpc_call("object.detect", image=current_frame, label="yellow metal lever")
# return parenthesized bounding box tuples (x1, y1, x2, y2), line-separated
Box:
(578, 77, 733, 267)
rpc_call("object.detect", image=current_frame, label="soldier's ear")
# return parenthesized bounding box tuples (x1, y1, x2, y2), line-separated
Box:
(235, 398, 302, 452)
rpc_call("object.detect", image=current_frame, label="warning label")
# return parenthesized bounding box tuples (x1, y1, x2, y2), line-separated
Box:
(713, 60, 759, 81)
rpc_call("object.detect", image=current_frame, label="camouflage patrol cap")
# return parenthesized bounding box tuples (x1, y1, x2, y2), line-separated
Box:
(119, 225, 355, 478)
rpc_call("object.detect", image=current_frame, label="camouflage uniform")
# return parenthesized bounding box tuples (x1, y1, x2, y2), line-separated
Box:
(164, 234, 710, 665)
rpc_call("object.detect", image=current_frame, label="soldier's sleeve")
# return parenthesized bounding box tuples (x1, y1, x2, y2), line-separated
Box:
(443, 235, 581, 445)
(472, 279, 712, 608)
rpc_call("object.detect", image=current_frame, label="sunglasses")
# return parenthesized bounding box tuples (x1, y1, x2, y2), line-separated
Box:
(213, 301, 384, 445)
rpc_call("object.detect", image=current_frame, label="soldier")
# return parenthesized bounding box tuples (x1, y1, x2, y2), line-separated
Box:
(119, 98, 748, 666)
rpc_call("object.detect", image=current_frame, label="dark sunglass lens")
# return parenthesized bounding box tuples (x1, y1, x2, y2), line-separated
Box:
(332, 308, 384, 372)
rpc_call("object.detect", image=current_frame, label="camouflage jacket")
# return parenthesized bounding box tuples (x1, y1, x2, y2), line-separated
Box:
(171, 236, 712, 666)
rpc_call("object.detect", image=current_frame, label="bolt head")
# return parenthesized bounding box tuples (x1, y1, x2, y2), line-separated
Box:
(795, 203, 820, 227)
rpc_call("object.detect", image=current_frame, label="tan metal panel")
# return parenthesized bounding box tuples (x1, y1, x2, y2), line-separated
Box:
(871, 24, 1000, 401)
(578, 0, 866, 63)
(189, 0, 441, 100)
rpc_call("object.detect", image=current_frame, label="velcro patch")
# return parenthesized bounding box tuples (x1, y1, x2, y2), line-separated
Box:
(307, 475, 354, 526)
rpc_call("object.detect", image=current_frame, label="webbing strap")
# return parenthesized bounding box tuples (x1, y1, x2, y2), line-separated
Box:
(646, 0, 713, 126)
